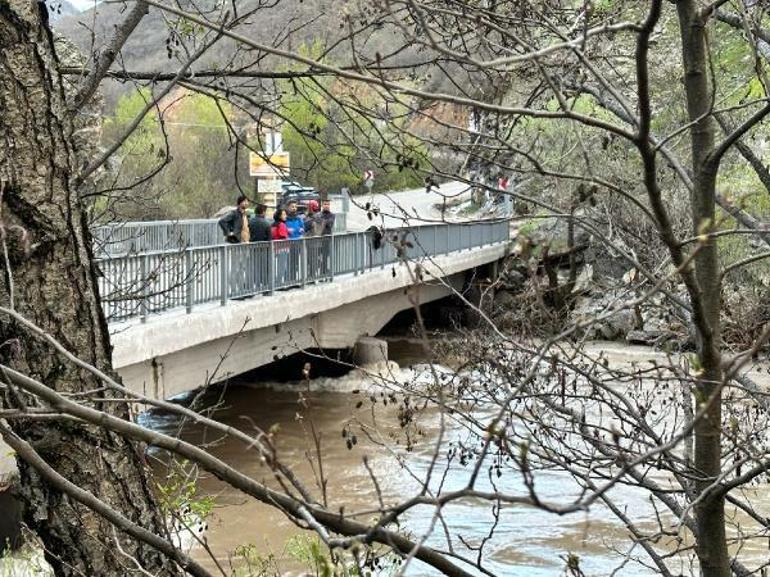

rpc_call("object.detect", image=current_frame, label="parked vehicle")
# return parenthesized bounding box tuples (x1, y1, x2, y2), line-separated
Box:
(279, 181, 319, 214)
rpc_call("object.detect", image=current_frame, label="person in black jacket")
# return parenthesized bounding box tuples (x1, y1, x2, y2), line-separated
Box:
(218, 194, 251, 243)
(249, 203, 271, 242)
(316, 198, 336, 279)
(319, 198, 336, 235)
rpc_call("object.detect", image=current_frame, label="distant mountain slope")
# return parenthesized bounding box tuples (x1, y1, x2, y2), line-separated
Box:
(52, 0, 483, 113)
(52, 0, 399, 105)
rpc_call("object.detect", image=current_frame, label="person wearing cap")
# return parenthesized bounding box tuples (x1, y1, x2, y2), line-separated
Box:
(304, 199, 325, 237)
(303, 200, 324, 280)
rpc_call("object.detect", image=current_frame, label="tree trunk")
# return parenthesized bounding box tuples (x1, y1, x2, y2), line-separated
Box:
(0, 3, 179, 576)
(675, 3, 729, 577)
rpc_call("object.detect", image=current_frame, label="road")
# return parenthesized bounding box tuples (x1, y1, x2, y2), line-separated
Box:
(345, 181, 472, 231)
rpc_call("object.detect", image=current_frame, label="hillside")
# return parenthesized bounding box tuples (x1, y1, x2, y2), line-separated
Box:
(51, 0, 489, 113)
(52, 0, 422, 109)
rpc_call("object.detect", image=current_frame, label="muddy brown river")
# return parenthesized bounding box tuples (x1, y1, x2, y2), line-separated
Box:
(143, 341, 770, 577)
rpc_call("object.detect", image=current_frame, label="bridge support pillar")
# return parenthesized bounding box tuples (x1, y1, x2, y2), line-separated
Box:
(353, 336, 389, 366)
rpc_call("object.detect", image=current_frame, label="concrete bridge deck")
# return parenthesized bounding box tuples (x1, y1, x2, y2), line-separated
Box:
(101, 220, 511, 400)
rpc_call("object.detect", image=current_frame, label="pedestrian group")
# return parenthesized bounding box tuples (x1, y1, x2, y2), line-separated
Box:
(219, 194, 336, 243)
(218, 194, 337, 286)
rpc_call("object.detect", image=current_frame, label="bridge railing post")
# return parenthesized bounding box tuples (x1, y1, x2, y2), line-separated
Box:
(300, 238, 307, 287)
(185, 249, 193, 314)
(362, 232, 368, 273)
(140, 254, 149, 323)
(219, 244, 227, 306)
(268, 241, 275, 295)
(353, 233, 359, 276)
(329, 233, 335, 280)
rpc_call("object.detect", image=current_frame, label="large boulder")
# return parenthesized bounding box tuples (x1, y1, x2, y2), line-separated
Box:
(582, 235, 635, 284)
(498, 259, 527, 292)
(571, 291, 636, 340)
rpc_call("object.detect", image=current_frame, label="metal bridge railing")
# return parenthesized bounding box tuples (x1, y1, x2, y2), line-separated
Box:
(92, 213, 348, 256)
(95, 220, 510, 323)
(93, 197, 348, 257)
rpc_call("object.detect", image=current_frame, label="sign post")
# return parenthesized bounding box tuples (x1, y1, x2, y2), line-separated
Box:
(250, 129, 289, 215)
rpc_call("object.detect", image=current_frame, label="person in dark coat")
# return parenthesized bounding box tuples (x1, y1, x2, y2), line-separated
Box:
(218, 194, 251, 243)
(317, 198, 336, 279)
(218, 194, 251, 294)
(249, 203, 272, 242)
(319, 198, 336, 235)
(304, 200, 324, 237)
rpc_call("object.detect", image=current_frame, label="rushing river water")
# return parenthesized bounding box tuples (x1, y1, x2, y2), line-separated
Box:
(144, 340, 770, 577)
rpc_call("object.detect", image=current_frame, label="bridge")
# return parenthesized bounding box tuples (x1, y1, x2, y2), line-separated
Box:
(95, 219, 511, 400)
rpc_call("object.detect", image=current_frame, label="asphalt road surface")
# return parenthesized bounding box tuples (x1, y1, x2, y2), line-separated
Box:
(345, 181, 472, 231)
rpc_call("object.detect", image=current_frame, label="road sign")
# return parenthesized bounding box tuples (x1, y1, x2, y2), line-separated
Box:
(364, 169, 374, 190)
(249, 151, 290, 177)
(262, 130, 283, 155)
(258, 178, 282, 193)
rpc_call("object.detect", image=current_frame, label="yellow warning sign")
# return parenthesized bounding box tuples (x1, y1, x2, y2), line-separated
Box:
(249, 152, 290, 177)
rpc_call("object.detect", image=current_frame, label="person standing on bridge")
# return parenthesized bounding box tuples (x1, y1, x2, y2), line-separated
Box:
(285, 200, 304, 240)
(319, 198, 336, 236)
(284, 200, 304, 285)
(304, 200, 325, 280)
(304, 200, 324, 237)
(249, 203, 271, 242)
(271, 208, 289, 241)
(218, 194, 251, 244)
(316, 198, 336, 279)
(218, 194, 253, 295)
(271, 208, 290, 286)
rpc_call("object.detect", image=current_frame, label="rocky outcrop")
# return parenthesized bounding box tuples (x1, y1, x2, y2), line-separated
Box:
(571, 291, 637, 340)
(494, 216, 689, 346)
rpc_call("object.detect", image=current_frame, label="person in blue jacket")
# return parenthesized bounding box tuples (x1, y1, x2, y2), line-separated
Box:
(285, 200, 305, 240)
